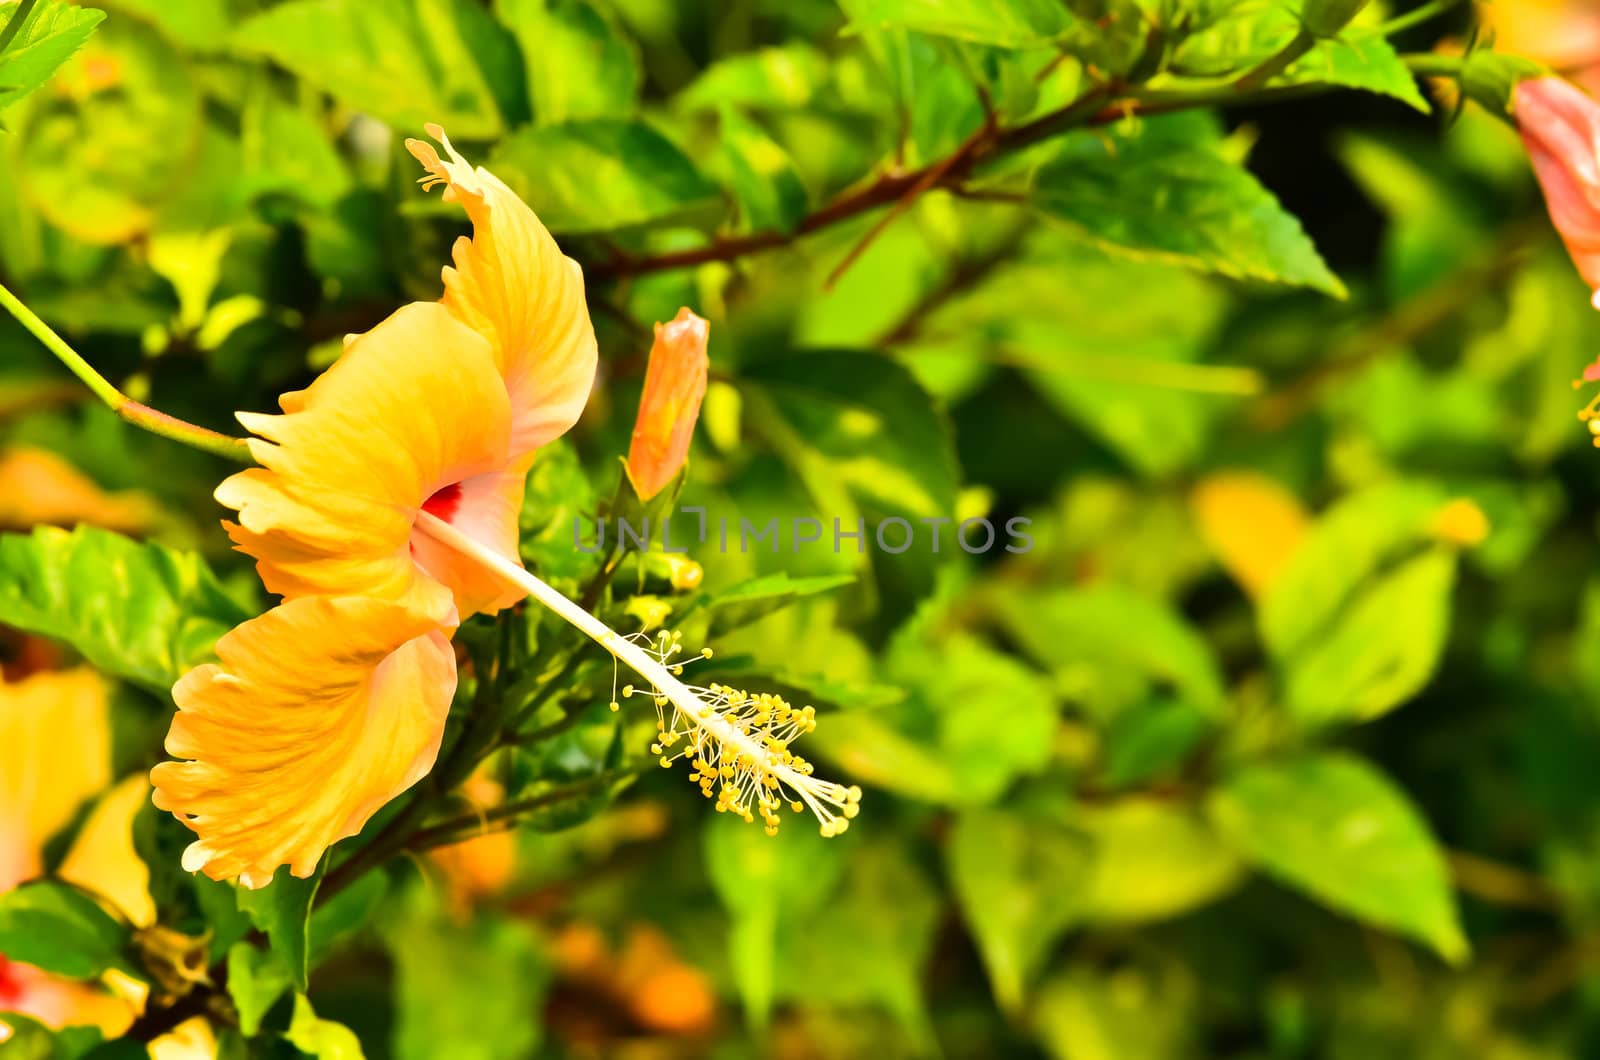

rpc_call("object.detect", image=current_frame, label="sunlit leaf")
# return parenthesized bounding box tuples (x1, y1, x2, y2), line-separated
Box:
(488, 119, 723, 233)
(1259, 480, 1450, 662)
(1032, 115, 1345, 297)
(287, 994, 365, 1060)
(1284, 548, 1456, 726)
(235, 0, 516, 139)
(996, 586, 1226, 719)
(839, 0, 1079, 49)
(678, 43, 830, 111)
(0, 0, 104, 115)
(13, 13, 200, 244)
(497, 0, 638, 124)
(0, 525, 249, 693)
(719, 107, 809, 233)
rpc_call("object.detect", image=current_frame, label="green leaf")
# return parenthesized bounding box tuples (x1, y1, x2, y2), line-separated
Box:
(239, 87, 352, 211)
(946, 808, 1086, 1012)
(814, 632, 1055, 805)
(385, 890, 549, 1060)
(234, 0, 513, 139)
(677, 43, 830, 111)
(236, 865, 324, 992)
(779, 837, 939, 1043)
(226, 943, 293, 1037)
(702, 571, 857, 636)
(132, 800, 253, 960)
(286, 994, 365, 1060)
(0, 1015, 111, 1060)
(1100, 698, 1212, 789)
(1069, 798, 1243, 923)
(0, 525, 249, 693)
(1259, 480, 1450, 662)
(839, 0, 1078, 48)
(487, 119, 723, 234)
(719, 107, 809, 233)
(0, 0, 105, 115)
(1175, 5, 1427, 112)
(704, 812, 846, 1027)
(1034, 960, 1194, 1060)
(1284, 548, 1456, 726)
(0, 881, 128, 979)
(99, 0, 229, 50)
(920, 243, 1233, 477)
(308, 871, 388, 966)
(496, 0, 638, 124)
(995, 586, 1227, 719)
(1279, 31, 1430, 113)
(1033, 116, 1345, 297)
(518, 438, 600, 583)
(742, 349, 961, 523)
(1208, 752, 1468, 963)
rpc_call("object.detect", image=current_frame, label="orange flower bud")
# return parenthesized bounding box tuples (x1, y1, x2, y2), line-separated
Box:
(1517, 77, 1600, 309)
(626, 308, 710, 501)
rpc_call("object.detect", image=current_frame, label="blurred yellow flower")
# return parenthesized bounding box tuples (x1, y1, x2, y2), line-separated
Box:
(1189, 472, 1309, 600)
(0, 669, 111, 891)
(627, 308, 710, 502)
(0, 671, 177, 1048)
(0, 447, 161, 533)
(427, 771, 516, 915)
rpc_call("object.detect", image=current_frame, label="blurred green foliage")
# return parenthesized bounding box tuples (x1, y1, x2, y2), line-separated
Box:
(4, 0, 1600, 1057)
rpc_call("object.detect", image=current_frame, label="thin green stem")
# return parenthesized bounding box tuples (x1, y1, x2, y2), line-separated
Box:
(0, 0, 41, 57)
(1382, 0, 1468, 38)
(0, 281, 253, 463)
(1404, 53, 1468, 79)
(1232, 27, 1318, 92)
(0, 280, 122, 408)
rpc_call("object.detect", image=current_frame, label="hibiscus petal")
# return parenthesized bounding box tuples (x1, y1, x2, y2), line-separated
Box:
(216, 301, 520, 618)
(406, 125, 599, 457)
(151, 596, 457, 888)
(409, 466, 528, 616)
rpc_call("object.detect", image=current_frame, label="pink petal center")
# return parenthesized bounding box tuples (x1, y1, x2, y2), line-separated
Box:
(423, 482, 463, 522)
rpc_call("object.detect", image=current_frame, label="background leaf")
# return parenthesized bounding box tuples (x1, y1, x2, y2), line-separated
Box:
(0, 880, 127, 979)
(1208, 753, 1468, 963)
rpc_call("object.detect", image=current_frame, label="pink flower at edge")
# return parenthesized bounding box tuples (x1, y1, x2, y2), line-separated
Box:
(1517, 76, 1600, 310)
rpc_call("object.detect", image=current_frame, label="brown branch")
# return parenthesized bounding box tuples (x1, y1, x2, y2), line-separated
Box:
(586, 84, 1119, 283)
(1249, 223, 1537, 430)
(1447, 849, 1566, 913)
(404, 771, 630, 854)
(873, 226, 1028, 349)
(584, 75, 1364, 284)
